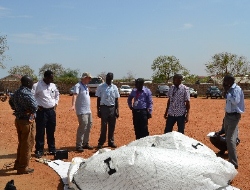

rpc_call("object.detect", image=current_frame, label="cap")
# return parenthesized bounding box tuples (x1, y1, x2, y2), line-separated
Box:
(81, 72, 92, 79)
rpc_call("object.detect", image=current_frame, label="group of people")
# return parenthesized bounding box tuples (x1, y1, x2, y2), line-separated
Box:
(9, 71, 244, 175)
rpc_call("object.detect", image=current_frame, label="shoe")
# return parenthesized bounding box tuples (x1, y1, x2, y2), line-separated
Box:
(234, 165, 238, 169)
(82, 144, 94, 150)
(96, 144, 103, 149)
(76, 147, 84, 152)
(108, 143, 117, 148)
(48, 151, 56, 155)
(17, 168, 34, 174)
(35, 151, 44, 158)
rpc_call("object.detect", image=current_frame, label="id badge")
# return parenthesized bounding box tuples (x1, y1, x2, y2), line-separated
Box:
(134, 101, 138, 107)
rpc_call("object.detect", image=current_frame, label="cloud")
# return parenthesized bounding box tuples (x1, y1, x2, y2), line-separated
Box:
(11, 32, 77, 44)
(182, 23, 193, 29)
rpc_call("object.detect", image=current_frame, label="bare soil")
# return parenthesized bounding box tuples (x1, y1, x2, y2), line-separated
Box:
(0, 95, 249, 189)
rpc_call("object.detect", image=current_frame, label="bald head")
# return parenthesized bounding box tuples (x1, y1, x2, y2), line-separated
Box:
(21, 75, 34, 89)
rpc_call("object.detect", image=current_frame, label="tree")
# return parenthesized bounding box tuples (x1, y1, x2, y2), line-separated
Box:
(8, 65, 37, 80)
(56, 68, 80, 83)
(0, 34, 9, 69)
(205, 52, 250, 78)
(39, 63, 65, 78)
(151, 55, 189, 83)
(122, 70, 136, 82)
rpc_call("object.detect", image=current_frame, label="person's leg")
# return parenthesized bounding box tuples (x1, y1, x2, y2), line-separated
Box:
(46, 109, 56, 153)
(164, 115, 176, 133)
(98, 106, 109, 146)
(76, 114, 88, 148)
(176, 115, 186, 134)
(16, 119, 34, 173)
(14, 119, 21, 169)
(132, 110, 140, 139)
(35, 110, 47, 155)
(137, 110, 149, 139)
(108, 107, 116, 146)
(224, 114, 240, 168)
(82, 113, 93, 147)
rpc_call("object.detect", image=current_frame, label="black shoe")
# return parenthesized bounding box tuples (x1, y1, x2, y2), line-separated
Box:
(35, 151, 44, 158)
(96, 144, 103, 149)
(76, 147, 84, 152)
(82, 144, 94, 150)
(108, 143, 117, 148)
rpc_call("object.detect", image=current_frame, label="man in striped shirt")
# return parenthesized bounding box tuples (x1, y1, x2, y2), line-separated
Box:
(164, 74, 190, 134)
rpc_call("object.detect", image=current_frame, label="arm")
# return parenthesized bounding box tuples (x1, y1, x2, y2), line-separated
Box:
(115, 98, 119, 118)
(97, 97, 101, 118)
(185, 100, 190, 123)
(227, 88, 241, 105)
(127, 91, 134, 110)
(70, 94, 77, 110)
(164, 99, 170, 119)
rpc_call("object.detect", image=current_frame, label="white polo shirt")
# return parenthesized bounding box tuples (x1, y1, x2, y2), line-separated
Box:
(34, 80, 59, 108)
(74, 82, 91, 115)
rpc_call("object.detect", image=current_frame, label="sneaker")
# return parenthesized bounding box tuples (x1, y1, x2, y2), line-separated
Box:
(76, 147, 84, 152)
(17, 168, 34, 174)
(82, 144, 94, 150)
(108, 143, 117, 148)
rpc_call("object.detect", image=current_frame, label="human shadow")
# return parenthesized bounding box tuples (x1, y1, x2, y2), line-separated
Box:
(0, 153, 16, 160)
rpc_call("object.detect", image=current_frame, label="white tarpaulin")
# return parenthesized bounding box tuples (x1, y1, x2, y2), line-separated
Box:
(68, 132, 238, 190)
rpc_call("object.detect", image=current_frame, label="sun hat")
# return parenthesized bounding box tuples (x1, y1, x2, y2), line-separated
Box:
(81, 72, 92, 79)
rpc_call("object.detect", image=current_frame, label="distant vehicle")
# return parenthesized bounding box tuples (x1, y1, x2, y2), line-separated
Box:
(206, 86, 223, 99)
(156, 85, 169, 97)
(69, 86, 74, 96)
(119, 85, 132, 96)
(189, 88, 198, 98)
(88, 77, 103, 96)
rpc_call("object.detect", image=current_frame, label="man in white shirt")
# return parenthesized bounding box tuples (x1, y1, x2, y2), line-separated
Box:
(70, 72, 93, 152)
(34, 70, 60, 158)
(96, 72, 120, 149)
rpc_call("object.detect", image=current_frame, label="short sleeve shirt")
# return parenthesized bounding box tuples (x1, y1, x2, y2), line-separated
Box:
(167, 84, 190, 116)
(74, 82, 91, 115)
(95, 83, 120, 106)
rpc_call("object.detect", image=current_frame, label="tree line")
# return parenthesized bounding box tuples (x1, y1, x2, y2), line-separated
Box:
(1, 34, 250, 84)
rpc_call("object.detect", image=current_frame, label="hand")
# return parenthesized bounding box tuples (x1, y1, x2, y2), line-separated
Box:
(185, 114, 189, 123)
(54, 104, 57, 111)
(147, 113, 152, 119)
(129, 106, 133, 111)
(115, 109, 119, 118)
(164, 113, 168, 119)
(69, 105, 75, 111)
(97, 110, 101, 118)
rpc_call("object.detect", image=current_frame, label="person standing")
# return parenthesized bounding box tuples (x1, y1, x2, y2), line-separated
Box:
(70, 72, 94, 152)
(9, 75, 38, 174)
(34, 70, 60, 158)
(164, 74, 190, 134)
(127, 78, 153, 140)
(222, 74, 244, 169)
(96, 72, 120, 149)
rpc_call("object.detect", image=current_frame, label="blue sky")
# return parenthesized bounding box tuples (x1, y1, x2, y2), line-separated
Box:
(0, 0, 249, 79)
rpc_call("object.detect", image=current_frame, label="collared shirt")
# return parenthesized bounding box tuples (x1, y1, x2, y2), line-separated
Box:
(167, 84, 190, 116)
(74, 82, 91, 115)
(34, 80, 59, 108)
(95, 83, 120, 106)
(127, 86, 153, 114)
(9, 86, 38, 119)
(225, 83, 245, 114)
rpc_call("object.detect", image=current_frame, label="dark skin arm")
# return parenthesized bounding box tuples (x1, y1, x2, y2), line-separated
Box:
(97, 97, 101, 118)
(164, 99, 170, 119)
(115, 98, 119, 118)
(185, 101, 190, 123)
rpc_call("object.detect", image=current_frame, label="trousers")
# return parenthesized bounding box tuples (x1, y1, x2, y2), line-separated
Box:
(15, 119, 35, 170)
(132, 109, 149, 139)
(76, 113, 92, 148)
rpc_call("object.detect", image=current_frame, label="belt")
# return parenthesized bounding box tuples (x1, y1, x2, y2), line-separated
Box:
(226, 112, 239, 116)
(133, 108, 147, 112)
(38, 106, 54, 110)
(17, 117, 29, 120)
(100, 105, 115, 107)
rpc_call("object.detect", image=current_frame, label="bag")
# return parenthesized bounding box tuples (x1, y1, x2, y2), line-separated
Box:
(54, 149, 68, 160)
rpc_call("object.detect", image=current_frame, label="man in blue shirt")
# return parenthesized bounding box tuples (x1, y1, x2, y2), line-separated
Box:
(9, 75, 38, 174)
(127, 78, 153, 139)
(223, 74, 245, 169)
(96, 72, 120, 149)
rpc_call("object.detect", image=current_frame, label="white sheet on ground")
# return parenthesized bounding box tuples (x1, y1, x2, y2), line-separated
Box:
(67, 132, 239, 190)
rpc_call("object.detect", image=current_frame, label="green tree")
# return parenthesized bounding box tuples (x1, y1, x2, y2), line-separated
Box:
(205, 52, 250, 78)
(151, 55, 189, 83)
(8, 65, 37, 80)
(39, 63, 65, 78)
(0, 34, 9, 69)
(56, 68, 80, 83)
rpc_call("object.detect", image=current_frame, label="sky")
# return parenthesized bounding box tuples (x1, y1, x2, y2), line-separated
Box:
(0, 0, 249, 79)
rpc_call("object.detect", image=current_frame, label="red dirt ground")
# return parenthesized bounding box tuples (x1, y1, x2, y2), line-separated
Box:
(0, 95, 249, 190)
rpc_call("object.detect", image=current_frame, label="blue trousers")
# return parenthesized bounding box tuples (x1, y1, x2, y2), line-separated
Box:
(35, 108, 56, 153)
(164, 114, 186, 134)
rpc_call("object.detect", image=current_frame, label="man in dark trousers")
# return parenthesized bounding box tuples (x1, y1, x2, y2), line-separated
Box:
(9, 75, 37, 174)
(127, 78, 153, 140)
(34, 70, 60, 158)
(96, 72, 120, 149)
(164, 74, 190, 134)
